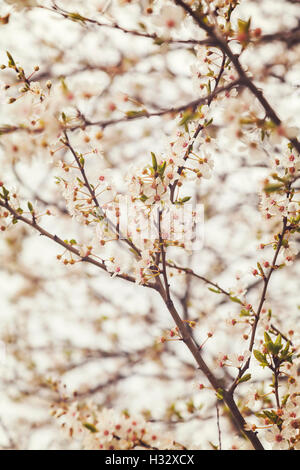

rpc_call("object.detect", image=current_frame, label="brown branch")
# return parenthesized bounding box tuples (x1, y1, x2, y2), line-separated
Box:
(71, 79, 241, 132)
(0, 193, 263, 449)
(63, 131, 141, 257)
(230, 217, 288, 393)
(168, 53, 231, 202)
(0, 197, 148, 287)
(247, 219, 287, 352)
(174, 0, 300, 154)
(166, 262, 231, 297)
(258, 27, 300, 48)
(0, 80, 240, 138)
(41, 2, 216, 47)
(154, 280, 264, 450)
(270, 324, 293, 346)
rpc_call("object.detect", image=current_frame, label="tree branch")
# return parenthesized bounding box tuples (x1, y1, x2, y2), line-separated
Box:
(174, 0, 300, 154)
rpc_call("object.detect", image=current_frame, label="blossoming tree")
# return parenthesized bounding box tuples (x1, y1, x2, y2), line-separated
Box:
(0, 0, 299, 450)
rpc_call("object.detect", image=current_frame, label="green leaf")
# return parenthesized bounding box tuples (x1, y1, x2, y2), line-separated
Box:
(60, 77, 69, 94)
(254, 350, 269, 368)
(175, 196, 192, 205)
(158, 160, 166, 177)
(204, 117, 213, 127)
(68, 12, 87, 23)
(178, 110, 196, 127)
(153, 37, 165, 46)
(238, 17, 251, 33)
(271, 173, 288, 183)
(240, 308, 250, 317)
(263, 183, 284, 194)
(1, 187, 9, 200)
(264, 331, 272, 344)
(76, 177, 84, 186)
(83, 423, 98, 433)
(6, 50, 15, 67)
(262, 410, 278, 424)
(237, 373, 251, 384)
(281, 394, 290, 407)
(264, 332, 282, 355)
(280, 341, 290, 359)
(256, 262, 265, 277)
(229, 295, 243, 305)
(208, 287, 221, 294)
(281, 341, 291, 356)
(274, 334, 283, 352)
(267, 342, 282, 355)
(206, 79, 212, 95)
(209, 441, 219, 450)
(126, 110, 147, 118)
(151, 152, 157, 171)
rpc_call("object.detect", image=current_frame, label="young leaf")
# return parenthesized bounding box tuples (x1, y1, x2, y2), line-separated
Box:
(126, 110, 147, 118)
(229, 295, 243, 305)
(274, 334, 283, 352)
(151, 152, 157, 171)
(208, 287, 221, 294)
(237, 373, 251, 384)
(254, 350, 269, 368)
(6, 50, 15, 67)
(83, 423, 98, 433)
(158, 161, 166, 177)
(280, 340, 290, 359)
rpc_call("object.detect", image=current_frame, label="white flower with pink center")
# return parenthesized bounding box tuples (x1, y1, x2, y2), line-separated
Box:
(153, 5, 184, 33)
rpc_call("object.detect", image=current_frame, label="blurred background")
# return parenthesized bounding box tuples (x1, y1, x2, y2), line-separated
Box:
(0, 0, 299, 449)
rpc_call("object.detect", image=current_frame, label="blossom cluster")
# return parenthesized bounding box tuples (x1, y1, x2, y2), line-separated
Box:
(0, 0, 300, 453)
(244, 347, 300, 450)
(52, 402, 187, 450)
